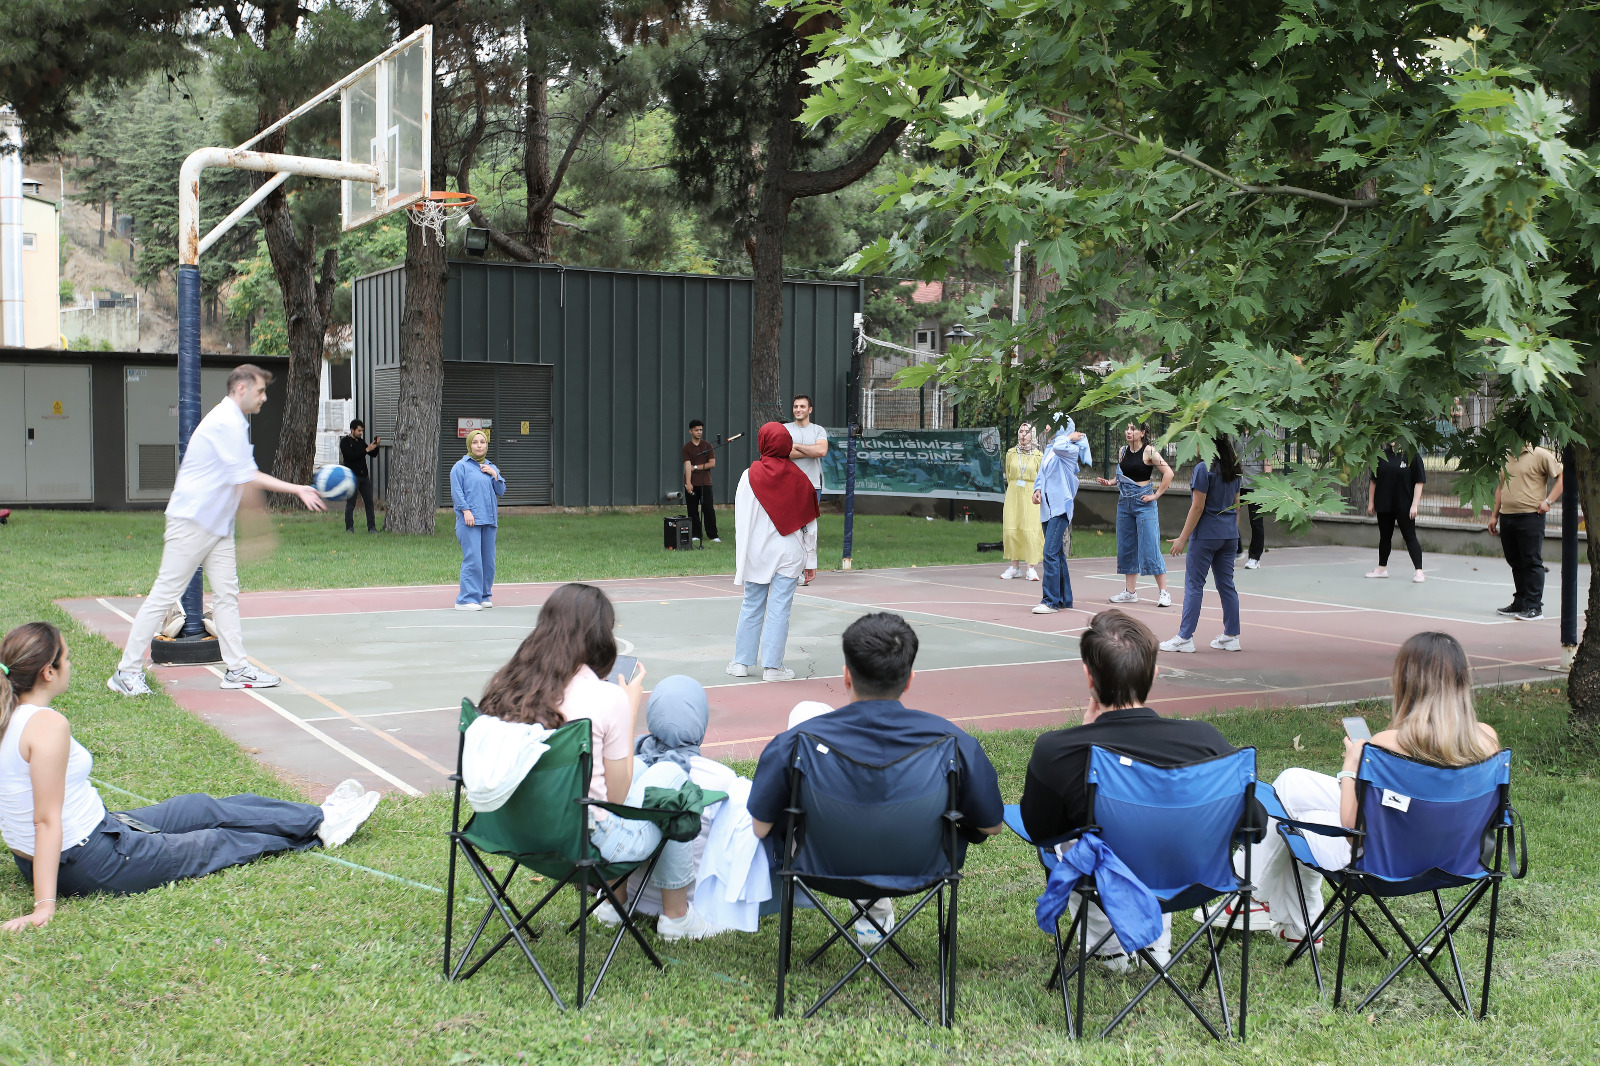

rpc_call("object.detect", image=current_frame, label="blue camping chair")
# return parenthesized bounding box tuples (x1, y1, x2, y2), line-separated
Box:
(773, 733, 965, 1026)
(1266, 745, 1526, 1017)
(1006, 746, 1262, 1040)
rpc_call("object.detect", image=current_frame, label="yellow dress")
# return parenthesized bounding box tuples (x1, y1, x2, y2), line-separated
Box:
(1003, 447, 1044, 563)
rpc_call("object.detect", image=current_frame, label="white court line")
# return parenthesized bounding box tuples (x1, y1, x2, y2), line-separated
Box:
(96, 597, 137, 623)
(699, 653, 1082, 692)
(199, 667, 423, 797)
(301, 705, 459, 723)
(385, 624, 534, 630)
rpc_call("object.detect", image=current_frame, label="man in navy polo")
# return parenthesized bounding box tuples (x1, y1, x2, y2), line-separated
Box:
(748, 612, 1004, 943)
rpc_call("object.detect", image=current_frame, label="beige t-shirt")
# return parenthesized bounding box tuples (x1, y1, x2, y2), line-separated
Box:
(559, 665, 634, 810)
(1500, 446, 1562, 515)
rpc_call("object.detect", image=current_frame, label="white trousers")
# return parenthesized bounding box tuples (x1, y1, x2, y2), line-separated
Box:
(1067, 895, 1173, 965)
(119, 516, 247, 672)
(1238, 767, 1352, 938)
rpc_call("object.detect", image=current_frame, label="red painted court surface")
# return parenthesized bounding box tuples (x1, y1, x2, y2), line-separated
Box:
(62, 546, 1584, 799)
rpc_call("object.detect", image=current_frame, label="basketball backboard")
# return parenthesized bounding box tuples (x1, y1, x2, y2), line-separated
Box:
(341, 27, 432, 230)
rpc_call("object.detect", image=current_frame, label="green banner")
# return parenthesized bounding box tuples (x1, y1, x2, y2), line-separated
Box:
(821, 427, 1005, 500)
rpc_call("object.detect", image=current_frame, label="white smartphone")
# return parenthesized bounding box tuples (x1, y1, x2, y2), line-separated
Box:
(1341, 716, 1372, 741)
(607, 655, 641, 686)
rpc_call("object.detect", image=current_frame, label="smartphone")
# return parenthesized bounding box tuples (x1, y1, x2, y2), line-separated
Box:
(1342, 716, 1372, 741)
(607, 655, 640, 686)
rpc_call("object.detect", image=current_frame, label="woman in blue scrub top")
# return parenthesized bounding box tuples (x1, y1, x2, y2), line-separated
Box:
(1160, 435, 1244, 654)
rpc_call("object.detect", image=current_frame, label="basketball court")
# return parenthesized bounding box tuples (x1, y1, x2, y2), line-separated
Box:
(62, 545, 1583, 798)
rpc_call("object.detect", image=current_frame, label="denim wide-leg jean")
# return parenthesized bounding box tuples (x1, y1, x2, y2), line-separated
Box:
(734, 572, 800, 669)
(1039, 512, 1074, 609)
(1115, 470, 1166, 577)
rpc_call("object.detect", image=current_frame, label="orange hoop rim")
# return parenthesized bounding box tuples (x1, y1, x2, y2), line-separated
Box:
(406, 190, 477, 213)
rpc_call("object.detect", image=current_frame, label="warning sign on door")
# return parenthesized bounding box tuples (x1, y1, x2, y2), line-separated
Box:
(457, 418, 492, 438)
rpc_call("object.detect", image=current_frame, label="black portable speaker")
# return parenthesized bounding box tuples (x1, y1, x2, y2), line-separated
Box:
(663, 515, 693, 550)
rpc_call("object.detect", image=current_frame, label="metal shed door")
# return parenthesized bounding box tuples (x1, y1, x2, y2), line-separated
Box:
(492, 365, 553, 506)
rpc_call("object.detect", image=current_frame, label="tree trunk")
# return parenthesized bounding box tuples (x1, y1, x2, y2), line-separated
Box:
(524, 43, 553, 262)
(1568, 438, 1600, 724)
(748, 177, 792, 428)
(258, 178, 333, 491)
(385, 218, 448, 534)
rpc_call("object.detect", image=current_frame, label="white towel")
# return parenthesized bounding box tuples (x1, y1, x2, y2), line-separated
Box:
(463, 716, 552, 812)
(694, 777, 771, 932)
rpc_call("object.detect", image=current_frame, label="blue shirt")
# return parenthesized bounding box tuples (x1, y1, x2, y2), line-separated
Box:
(450, 454, 506, 526)
(748, 699, 1004, 842)
(1190, 460, 1242, 541)
(1036, 421, 1093, 521)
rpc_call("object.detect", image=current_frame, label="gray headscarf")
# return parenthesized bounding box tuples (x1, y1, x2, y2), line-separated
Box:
(635, 674, 709, 772)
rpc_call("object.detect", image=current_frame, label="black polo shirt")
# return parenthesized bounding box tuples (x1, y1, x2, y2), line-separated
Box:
(1020, 707, 1237, 844)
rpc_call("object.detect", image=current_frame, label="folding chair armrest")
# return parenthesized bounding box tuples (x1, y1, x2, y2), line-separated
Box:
(1278, 818, 1361, 839)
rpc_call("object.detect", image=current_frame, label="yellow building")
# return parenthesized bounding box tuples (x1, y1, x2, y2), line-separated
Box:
(20, 182, 61, 349)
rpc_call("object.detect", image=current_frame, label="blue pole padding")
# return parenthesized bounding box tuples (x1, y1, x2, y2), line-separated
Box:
(177, 264, 207, 638)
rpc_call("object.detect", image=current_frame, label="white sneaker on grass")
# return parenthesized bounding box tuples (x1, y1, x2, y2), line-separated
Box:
(658, 905, 719, 942)
(855, 899, 896, 948)
(1159, 636, 1196, 653)
(1001, 565, 1019, 580)
(323, 778, 366, 806)
(1109, 590, 1138, 604)
(106, 670, 153, 696)
(725, 662, 749, 678)
(591, 899, 623, 928)
(712, 538, 722, 543)
(1193, 898, 1271, 932)
(1210, 634, 1242, 652)
(221, 665, 280, 690)
(317, 790, 381, 848)
(1156, 589, 1172, 607)
(763, 667, 796, 682)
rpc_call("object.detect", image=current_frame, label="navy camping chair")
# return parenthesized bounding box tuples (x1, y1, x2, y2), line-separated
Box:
(1007, 746, 1261, 1040)
(1267, 745, 1526, 1017)
(773, 733, 964, 1026)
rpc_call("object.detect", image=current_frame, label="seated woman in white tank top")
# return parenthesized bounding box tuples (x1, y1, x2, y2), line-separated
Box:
(1, 622, 383, 934)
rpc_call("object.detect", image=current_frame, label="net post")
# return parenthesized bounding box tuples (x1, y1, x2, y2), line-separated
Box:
(177, 263, 207, 637)
(843, 312, 863, 570)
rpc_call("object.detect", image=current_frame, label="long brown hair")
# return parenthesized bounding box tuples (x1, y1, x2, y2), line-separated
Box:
(479, 584, 617, 728)
(1, 623, 64, 739)
(1390, 632, 1498, 766)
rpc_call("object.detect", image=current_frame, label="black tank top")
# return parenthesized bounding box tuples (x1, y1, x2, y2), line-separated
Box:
(1119, 446, 1153, 482)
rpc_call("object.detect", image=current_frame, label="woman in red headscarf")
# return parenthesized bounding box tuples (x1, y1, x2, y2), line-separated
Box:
(728, 423, 820, 682)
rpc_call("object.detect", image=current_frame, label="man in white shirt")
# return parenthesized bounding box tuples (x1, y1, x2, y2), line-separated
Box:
(784, 395, 828, 585)
(108, 365, 327, 696)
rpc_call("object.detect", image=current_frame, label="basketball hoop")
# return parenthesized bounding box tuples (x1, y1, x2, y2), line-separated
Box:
(407, 190, 477, 247)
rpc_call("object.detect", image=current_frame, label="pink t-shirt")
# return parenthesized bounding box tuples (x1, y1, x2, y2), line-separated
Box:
(559, 665, 634, 807)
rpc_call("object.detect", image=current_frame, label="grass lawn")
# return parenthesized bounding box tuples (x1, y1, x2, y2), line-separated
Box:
(1, 511, 1596, 1064)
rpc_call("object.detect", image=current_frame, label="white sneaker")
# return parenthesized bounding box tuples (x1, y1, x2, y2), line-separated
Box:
(658, 905, 719, 942)
(725, 662, 749, 677)
(712, 538, 722, 543)
(1026, 567, 1039, 581)
(317, 790, 380, 848)
(1243, 558, 1260, 569)
(1210, 634, 1242, 652)
(455, 602, 482, 612)
(1159, 636, 1196, 653)
(1031, 603, 1059, 615)
(855, 899, 895, 947)
(763, 667, 796, 682)
(1109, 590, 1138, 604)
(480, 600, 493, 608)
(323, 779, 366, 806)
(1412, 571, 1426, 583)
(1156, 589, 1172, 607)
(1001, 565, 1019, 580)
(591, 899, 623, 928)
(1194, 898, 1271, 933)
(107, 670, 153, 696)
(221, 665, 280, 690)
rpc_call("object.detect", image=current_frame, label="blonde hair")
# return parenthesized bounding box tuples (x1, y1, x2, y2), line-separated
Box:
(1, 623, 64, 741)
(1389, 632, 1497, 767)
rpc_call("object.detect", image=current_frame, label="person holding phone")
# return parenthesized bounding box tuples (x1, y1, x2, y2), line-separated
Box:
(451, 429, 506, 612)
(473, 584, 719, 941)
(3, 622, 380, 933)
(1228, 632, 1500, 947)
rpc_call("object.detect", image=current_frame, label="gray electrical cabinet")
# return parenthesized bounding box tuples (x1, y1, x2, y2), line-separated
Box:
(123, 366, 234, 502)
(0, 363, 94, 503)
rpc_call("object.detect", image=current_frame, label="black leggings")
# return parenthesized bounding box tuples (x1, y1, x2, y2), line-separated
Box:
(1376, 512, 1422, 570)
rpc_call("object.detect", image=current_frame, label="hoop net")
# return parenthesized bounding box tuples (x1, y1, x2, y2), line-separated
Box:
(407, 191, 476, 247)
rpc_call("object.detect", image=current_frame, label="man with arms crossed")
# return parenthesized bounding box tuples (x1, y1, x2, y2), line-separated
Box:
(1019, 609, 1243, 969)
(107, 365, 327, 696)
(785, 395, 828, 585)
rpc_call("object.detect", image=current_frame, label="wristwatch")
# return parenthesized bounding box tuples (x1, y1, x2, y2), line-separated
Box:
(1336, 770, 1358, 782)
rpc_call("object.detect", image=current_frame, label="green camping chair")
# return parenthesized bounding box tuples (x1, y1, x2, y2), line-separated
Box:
(444, 699, 715, 1009)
